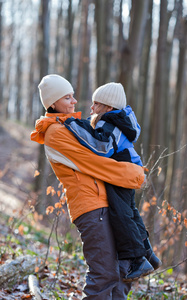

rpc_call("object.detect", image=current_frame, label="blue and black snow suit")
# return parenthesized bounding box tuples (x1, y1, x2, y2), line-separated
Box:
(64, 105, 148, 259)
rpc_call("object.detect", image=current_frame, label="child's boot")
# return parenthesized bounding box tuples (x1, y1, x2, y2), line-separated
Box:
(144, 237, 162, 270)
(123, 256, 154, 282)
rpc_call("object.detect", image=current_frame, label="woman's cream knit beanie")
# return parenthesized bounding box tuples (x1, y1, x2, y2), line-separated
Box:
(38, 74, 74, 109)
(92, 82, 126, 110)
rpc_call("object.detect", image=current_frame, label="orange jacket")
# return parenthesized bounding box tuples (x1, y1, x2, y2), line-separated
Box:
(31, 112, 145, 222)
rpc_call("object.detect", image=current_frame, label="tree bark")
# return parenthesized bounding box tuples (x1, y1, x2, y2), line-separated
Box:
(15, 42, 22, 121)
(151, 0, 169, 149)
(119, 0, 149, 105)
(76, 0, 90, 116)
(0, 1, 3, 106)
(35, 0, 50, 214)
(136, 0, 153, 163)
(169, 16, 187, 206)
(37, 0, 50, 80)
(145, 0, 170, 241)
(27, 51, 35, 125)
(95, 0, 114, 86)
(164, 0, 183, 201)
(66, 0, 74, 82)
(54, 0, 63, 71)
(3, 0, 15, 120)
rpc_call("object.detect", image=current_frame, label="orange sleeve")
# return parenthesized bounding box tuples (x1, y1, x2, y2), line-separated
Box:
(45, 124, 145, 189)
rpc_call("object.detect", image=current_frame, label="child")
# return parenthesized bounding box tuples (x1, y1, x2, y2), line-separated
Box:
(64, 82, 162, 281)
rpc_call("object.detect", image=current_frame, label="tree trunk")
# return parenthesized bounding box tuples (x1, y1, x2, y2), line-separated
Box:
(37, 0, 50, 80)
(0, 1, 3, 106)
(136, 0, 153, 164)
(164, 0, 183, 201)
(35, 0, 50, 214)
(119, 0, 149, 106)
(3, 0, 15, 120)
(145, 0, 170, 241)
(95, 0, 114, 86)
(66, 0, 74, 82)
(76, 0, 90, 116)
(54, 0, 63, 71)
(169, 16, 187, 207)
(27, 51, 35, 125)
(151, 0, 169, 149)
(15, 42, 22, 121)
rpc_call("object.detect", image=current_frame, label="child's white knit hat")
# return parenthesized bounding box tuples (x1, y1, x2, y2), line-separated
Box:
(92, 82, 126, 109)
(38, 74, 74, 109)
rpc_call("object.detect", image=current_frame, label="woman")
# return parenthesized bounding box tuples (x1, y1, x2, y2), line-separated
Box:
(31, 74, 146, 299)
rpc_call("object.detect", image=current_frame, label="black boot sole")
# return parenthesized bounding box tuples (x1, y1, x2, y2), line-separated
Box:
(123, 268, 154, 282)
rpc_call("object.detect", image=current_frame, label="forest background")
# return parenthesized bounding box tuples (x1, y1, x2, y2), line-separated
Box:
(0, 0, 187, 298)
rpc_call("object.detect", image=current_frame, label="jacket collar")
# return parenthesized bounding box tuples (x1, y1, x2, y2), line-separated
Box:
(30, 111, 81, 144)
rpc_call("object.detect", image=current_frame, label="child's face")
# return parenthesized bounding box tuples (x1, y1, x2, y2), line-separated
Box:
(90, 101, 113, 115)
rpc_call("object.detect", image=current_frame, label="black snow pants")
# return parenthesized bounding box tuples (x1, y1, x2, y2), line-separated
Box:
(106, 149, 148, 260)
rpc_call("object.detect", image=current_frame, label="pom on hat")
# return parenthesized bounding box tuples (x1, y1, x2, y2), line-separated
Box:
(92, 82, 126, 110)
(38, 74, 74, 109)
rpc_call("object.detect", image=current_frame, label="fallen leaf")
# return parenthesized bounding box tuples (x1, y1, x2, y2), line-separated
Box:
(34, 170, 40, 177)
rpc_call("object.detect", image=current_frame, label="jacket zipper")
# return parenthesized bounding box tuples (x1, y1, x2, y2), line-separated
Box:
(94, 179, 99, 195)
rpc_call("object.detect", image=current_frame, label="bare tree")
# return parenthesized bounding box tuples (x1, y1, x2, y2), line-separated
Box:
(136, 0, 153, 163)
(15, 42, 22, 121)
(95, 0, 114, 86)
(3, 0, 15, 119)
(169, 15, 187, 205)
(76, 0, 90, 115)
(66, 0, 75, 82)
(0, 1, 3, 106)
(151, 0, 170, 149)
(54, 0, 63, 70)
(35, 0, 50, 214)
(119, 0, 149, 106)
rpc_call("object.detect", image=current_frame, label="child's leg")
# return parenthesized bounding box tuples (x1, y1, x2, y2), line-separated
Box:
(105, 183, 146, 260)
(106, 183, 154, 281)
(130, 190, 148, 240)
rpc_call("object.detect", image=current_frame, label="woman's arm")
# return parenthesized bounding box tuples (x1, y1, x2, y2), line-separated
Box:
(44, 123, 145, 189)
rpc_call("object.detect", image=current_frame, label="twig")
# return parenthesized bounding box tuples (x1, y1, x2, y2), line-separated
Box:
(153, 257, 187, 276)
(147, 144, 187, 179)
(43, 215, 57, 267)
(50, 214, 64, 289)
(54, 216, 63, 278)
(145, 149, 156, 169)
(148, 147, 168, 178)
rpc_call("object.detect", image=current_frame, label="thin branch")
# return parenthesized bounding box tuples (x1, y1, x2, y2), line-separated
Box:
(43, 215, 57, 267)
(50, 214, 63, 289)
(147, 144, 187, 179)
(153, 257, 187, 276)
(148, 147, 168, 178)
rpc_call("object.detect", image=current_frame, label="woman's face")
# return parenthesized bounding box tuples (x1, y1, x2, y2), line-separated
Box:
(51, 93, 77, 114)
(90, 101, 113, 115)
